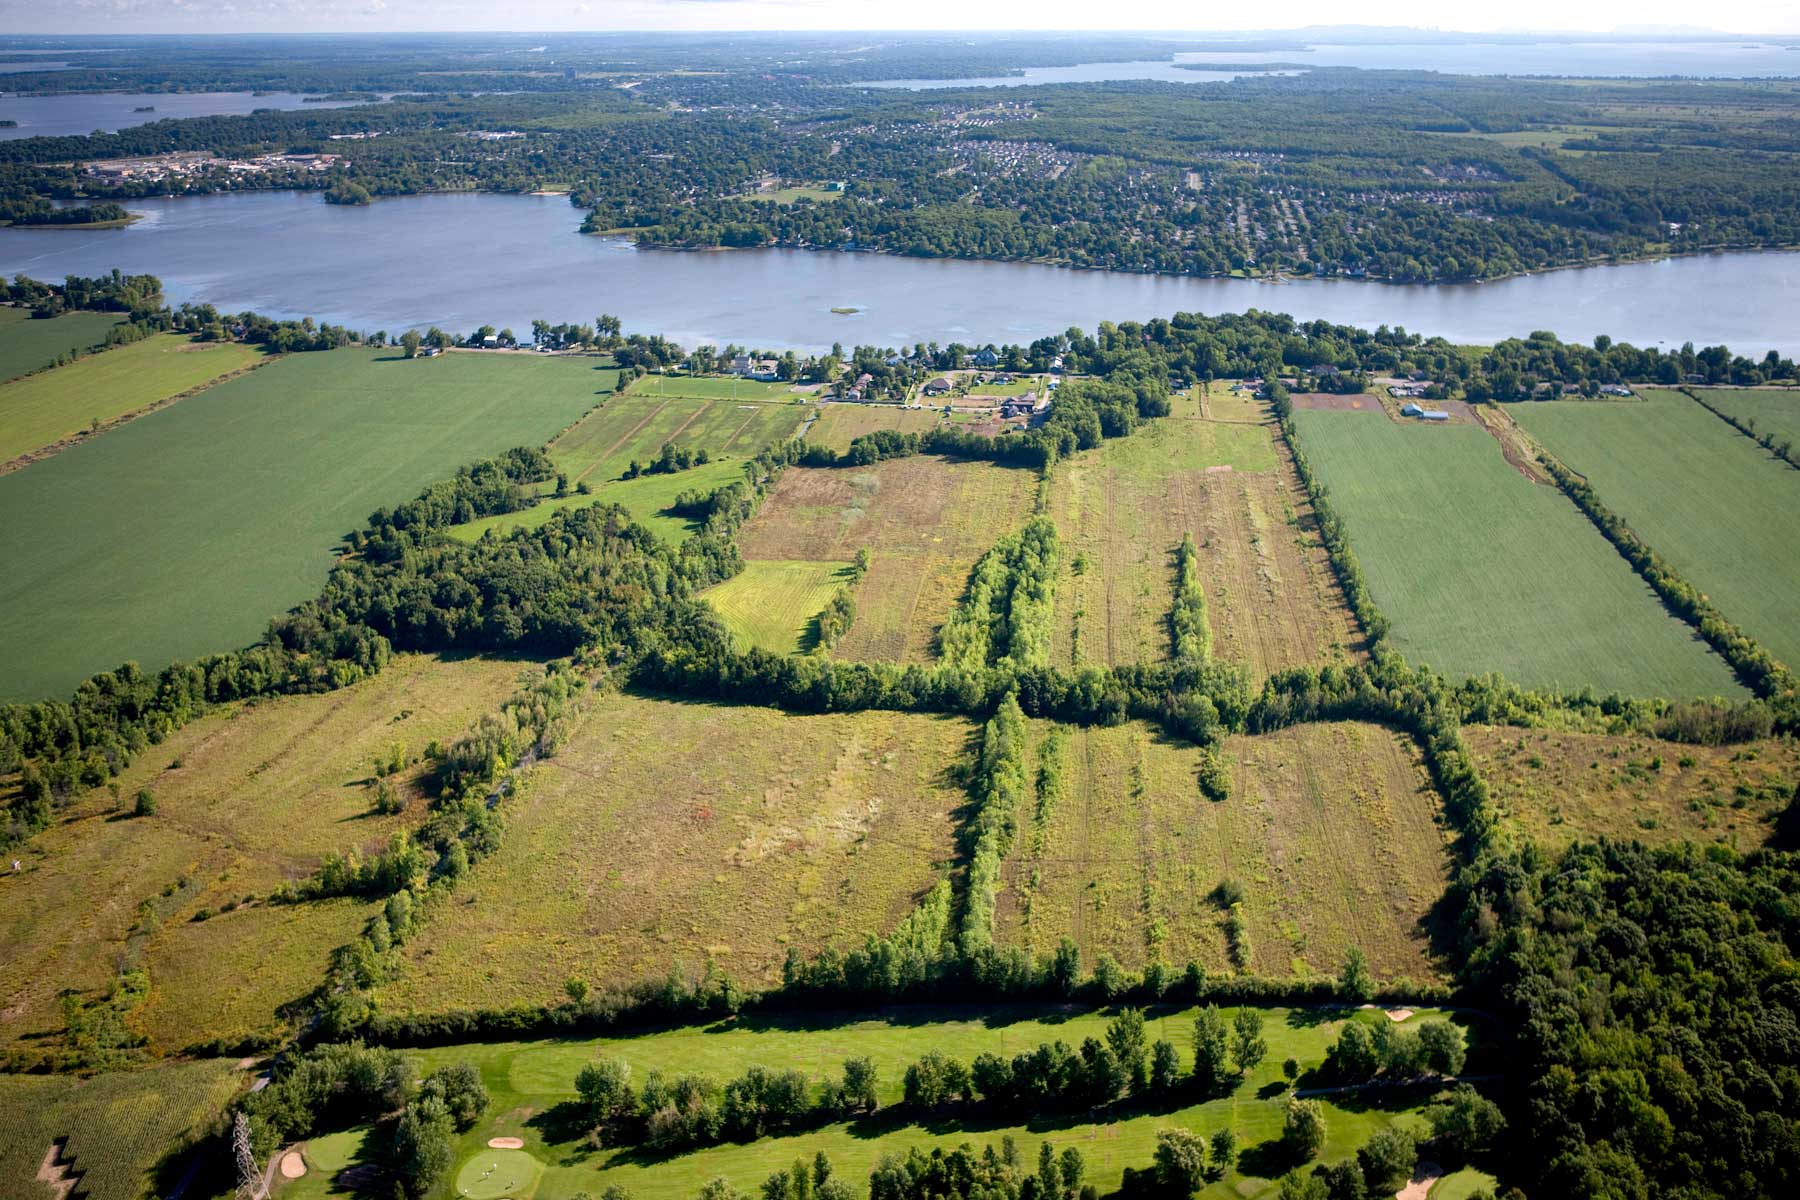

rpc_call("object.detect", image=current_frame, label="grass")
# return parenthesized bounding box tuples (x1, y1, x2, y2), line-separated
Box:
(297, 1004, 1479, 1200)
(452, 459, 749, 546)
(0, 333, 263, 465)
(1513, 389, 1800, 672)
(1000, 720, 1449, 983)
(625, 374, 802, 402)
(0, 307, 124, 384)
(1466, 723, 1799, 852)
(806, 404, 942, 453)
(380, 693, 972, 1009)
(0, 653, 529, 1058)
(1290, 409, 1745, 699)
(0, 348, 612, 702)
(967, 378, 1041, 397)
(736, 457, 1039, 664)
(0, 1056, 242, 1200)
(744, 185, 844, 204)
(1698, 387, 1800, 451)
(702, 560, 855, 653)
(1050, 413, 1357, 679)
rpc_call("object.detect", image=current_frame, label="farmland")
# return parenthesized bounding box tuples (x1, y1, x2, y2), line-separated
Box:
(380, 693, 973, 1010)
(737, 456, 1040, 663)
(625, 373, 805, 402)
(0, 653, 529, 1059)
(0, 348, 610, 701)
(0, 306, 123, 383)
(999, 721, 1447, 983)
(1289, 410, 1745, 699)
(1049, 409, 1358, 679)
(702, 559, 855, 653)
(0, 332, 263, 466)
(1467, 724, 1800, 851)
(1513, 388, 1800, 671)
(1696, 386, 1800, 451)
(806, 402, 941, 452)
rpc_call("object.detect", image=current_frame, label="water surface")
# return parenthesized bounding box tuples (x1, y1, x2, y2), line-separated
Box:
(0, 91, 372, 140)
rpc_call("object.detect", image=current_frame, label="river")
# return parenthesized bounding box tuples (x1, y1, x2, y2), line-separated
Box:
(1, 190, 1795, 356)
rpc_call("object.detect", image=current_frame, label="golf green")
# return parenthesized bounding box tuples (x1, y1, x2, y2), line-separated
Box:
(454, 1146, 544, 1200)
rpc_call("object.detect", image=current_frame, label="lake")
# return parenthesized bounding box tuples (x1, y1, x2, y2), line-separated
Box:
(0, 190, 1795, 356)
(0, 91, 372, 140)
(862, 62, 1292, 89)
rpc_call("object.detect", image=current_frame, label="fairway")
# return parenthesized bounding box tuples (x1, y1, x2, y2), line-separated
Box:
(0, 332, 263, 466)
(1697, 386, 1800, 450)
(1290, 410, 1744, 699)
(702, 559, 854, 653)
(0, 348, 612, 701)
(0, 307, 123, 384)
(382, 693, 972, 1008)
(1000, 720, 1448, 982)
(1514, 388, 1800, 672)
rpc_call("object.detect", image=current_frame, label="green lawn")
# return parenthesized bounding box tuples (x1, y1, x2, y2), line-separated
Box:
(1514, 390, 1800, 672)
(0, 348, 613, 701)
(1290, 410, 1744, 699)
(1690, 387, 1800, 458)
(744, 185, 844, 205)
(0, 307, 124, 384)
(702, 560, 854, 652)
(626, 374, 802, 402)
(452, 459, 749, 545)
(0, 333, 263, 464)
(967, 378, 1041, 398)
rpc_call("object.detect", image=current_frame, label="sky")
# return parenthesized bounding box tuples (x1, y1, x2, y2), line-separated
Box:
(1, 2, 1797, 37)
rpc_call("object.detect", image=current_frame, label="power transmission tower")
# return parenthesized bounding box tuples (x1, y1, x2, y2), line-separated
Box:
(233, 1113, 266, 1200)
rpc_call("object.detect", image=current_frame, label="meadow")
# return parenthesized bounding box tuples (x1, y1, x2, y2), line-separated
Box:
(1513, 388, 1800, 672)
(625, 374, 804, 402)
(702, 560, 855, 653)
(381, 693, 973, 1009)
(0, 306, 123, 383)
(0, 653, 529, 1059)
(1289, 410, 1745, 699)
(806, 403, 942, 453)
(0, 348, 611, 701)
(999, 721, 1447, 983)
(275, 1004, 1485, 1200)
(1697, 386, 1800, 450)
(1048, 409, 1358, 679)
(736, 456, 1039, 664)
(0, 332, 263, 466)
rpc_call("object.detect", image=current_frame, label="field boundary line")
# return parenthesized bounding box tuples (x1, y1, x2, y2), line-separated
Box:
(573, 397, 673, 482)
(1677, 386, 1800, 471)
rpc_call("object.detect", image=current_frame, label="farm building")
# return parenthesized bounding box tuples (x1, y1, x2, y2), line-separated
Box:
(923, 377, 952, 397)
(1401, 401, 1449, 421)
(1400, 402, 1423, 416)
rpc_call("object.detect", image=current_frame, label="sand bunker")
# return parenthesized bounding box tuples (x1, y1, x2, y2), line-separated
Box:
(487, 1136, 525, 1149)
(279, 1152, 306, 1179)
(1395, 1160, 1443, 1200)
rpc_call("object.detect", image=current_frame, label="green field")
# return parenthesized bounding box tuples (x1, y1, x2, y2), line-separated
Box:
(0, 306, 124, 384)
(0, 347, 612, 702)
(1515, 390, 1800, 672)
(627, 373, 804, 402)
(1698, 387, 1800, 450)
(967, 377, 1041, 397)
(744, 185, 844, 204)
(278, 1004, 1474, 1200)
(806, 403, 941, 452)
(702, 560, 854, 653)
(1290, 410, 1744, 699)
(0, 333, 263, 465)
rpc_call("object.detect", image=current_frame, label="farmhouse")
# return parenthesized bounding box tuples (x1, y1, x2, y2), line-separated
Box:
(1601, 384, 1634, 397)
(923, 377, 953, 397)
(971, 348, 1000, 368)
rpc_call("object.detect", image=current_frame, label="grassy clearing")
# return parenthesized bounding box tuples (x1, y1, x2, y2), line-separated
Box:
(1000, 721, 1447, 983)
(1514, 389, 1800, 672)
(625, 374, 802, 402)
(292, 1004, 1476, 1200)
(806, 404, 942, 453)
(382, 693, 971, 1009)
(967, 378, 1042, 397)
(0, 306, 123, 384)
(0, 333, 264, 465)
(1466, 724, 1798, 852)
(1290, 410, 1744, 699)
(1050, 413, 1357, 679)
(452, 459, 749, 546)
(0, 348, 613, 702)
(703, 560, 855, 653)
(0, 1056, 243, 1200)
(1699, 387, 1800, 450)
(744, 185, 844, 204)
(0, 653, 528, 1057)
(738, 456, 1040, 664)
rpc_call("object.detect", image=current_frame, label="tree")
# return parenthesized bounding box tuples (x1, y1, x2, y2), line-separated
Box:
(841, 1057, 878, 1112)
(1192, 1006, 1232, 1094)
(1154, 1128, 1209, 1197)
(1276, 1171, 1328, 1200)
(1323, 1022, 1381, 1082)
(1092, 953, 1127, 1000)
(1283, 1097, 1328, 1161)
(1107, 1008, 1149, 1092)
(1427, 1086, 1506, 1163)
(576, 1057, 633, 1124)
(1051, 938, 1082, 996)
(1282, 1058, 1300, 1084)
(1232, 1009, 1267, 1075)
(1209, 1128, 1237, 1173)
(420, 1062, 489, 1130)
(392, 1095, 456, 1199)
(1417, 1021, 1465, 1076)
(1339, 948, 1374, 1003)
(1150, 1040, 1182, 1091)
(133, 788, 156, 817)
(1358, 1128, 1417, 1194)
(399, 328, 423, 359)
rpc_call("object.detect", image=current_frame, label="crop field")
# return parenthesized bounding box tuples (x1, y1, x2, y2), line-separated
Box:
(702, 560, 854, 653)
(1289, 410, 1745, 699)
(1050, 411, 1359, 678)
(1466, 724, 1800, 851)
(0, 1056, 243, 1200)
(0, 653, 527, 1057)
(999, 720, 1447, 983)
(0, 306, 123, 383)
(1513, 388, 1800, 672)
(806, 402, 941, 452)
(543, 393, 804, 484)
(1698, 386, 1800, 450)
(381, 693, 972, 1009)
(0, 333, 263, 466)
(737, 456, 1040, 663)
(283, 1004, 1477, 1200)
(625, 373, 803, 402)
(0, 348, 609, 701)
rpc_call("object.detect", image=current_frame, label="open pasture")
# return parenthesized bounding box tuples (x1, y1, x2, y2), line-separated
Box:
(1000, 720, 1447, 983)
(0, 306, 123, 384)
(543, 392, 804, 484)
(1290, 410, 1744, 699)
(381, 693, 972, 1009)
(737, 456, 1039, 664)
(0, 348, 609, 701)
(0, 332, 263, 466)
(1697, 386, 1800, 451)
(626, 373, 802, 402)
(806, 402, 941, 452)
(1050, 412, 1358, 678)
(0, 653, 527, 1057)
(702, 559, 854, 653)
(1467, 724, 1799, 851)
(1513, 388, 1800, 672)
